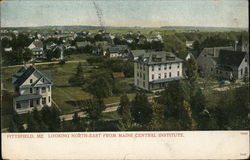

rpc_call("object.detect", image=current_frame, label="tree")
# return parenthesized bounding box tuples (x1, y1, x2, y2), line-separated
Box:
(87, 77, 112, 98)
(9, 119, 19, 132)
(69, 62, 85, 86)
(117, 94, 132, 129)
(157, 80, 195, 130)
(26, 114, 40, 132)
(131, 93, 153, 126)
(185, 56, 198, 83)
(23, 48, 33, 62)
(85, 98, 106, 131)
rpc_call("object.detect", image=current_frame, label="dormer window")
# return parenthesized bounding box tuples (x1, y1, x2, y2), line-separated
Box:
(30, 79, 33, 83)
(42, 78, 45, 83)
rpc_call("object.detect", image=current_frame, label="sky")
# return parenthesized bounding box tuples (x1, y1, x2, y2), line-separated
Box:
(0, 0, 249, 28)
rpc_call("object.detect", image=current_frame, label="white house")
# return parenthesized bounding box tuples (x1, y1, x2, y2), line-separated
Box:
(134, 51, 183, 92)
(28, 39, 44, 58)
(12, 66, 53, 114)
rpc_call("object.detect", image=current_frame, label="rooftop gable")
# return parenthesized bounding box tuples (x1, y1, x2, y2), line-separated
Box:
(218, 50, 246, 67)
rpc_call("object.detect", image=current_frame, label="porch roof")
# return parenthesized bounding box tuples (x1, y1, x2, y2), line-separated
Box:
(150, 77, 181, 84)
(14, 94, 42, 101)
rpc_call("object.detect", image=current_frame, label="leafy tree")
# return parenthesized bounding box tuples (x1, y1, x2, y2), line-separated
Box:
(85, 98, 106, 131)
(1, 37, 11, 48)
(185, 56, 198, 83)
(87, 77, 112, 98)
(157, 80, 194, 130)
(23, 48, 33, 62)
(9, 119, 19, 132)
(117, 94, 132, 129)
(131, 93, 153, 126)
(69, 62, 85, 86)
(26, 114, 40, 132)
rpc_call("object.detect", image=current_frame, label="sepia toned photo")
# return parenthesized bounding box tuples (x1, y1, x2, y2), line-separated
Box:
(1, 0, 249, 159)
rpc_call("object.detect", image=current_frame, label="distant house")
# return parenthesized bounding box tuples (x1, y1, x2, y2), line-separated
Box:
(185, 52, 194, 61)
(76, 41, 92, 48)
(107, 47, 121, 58)
(12, 66, 53, 114)
(186, 41, 194, 49)
(4, 47, 12, 52)
(112, 72, 125, 79)
(28, 39, 44, 58)
(196, 46, 234, 77)
(215, 50, 249, 80)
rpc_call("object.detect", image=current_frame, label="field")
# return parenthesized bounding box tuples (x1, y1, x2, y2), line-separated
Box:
(1, 53, 137, 116)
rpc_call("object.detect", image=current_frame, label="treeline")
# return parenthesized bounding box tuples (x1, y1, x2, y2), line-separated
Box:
(163, 31, 249, 59)
(1, 33, 34, 65)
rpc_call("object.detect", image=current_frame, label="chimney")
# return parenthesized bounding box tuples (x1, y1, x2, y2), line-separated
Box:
(234, 40, 238, 51)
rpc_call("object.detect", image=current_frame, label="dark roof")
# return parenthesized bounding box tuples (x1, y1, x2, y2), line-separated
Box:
(218, 50, 246, 67)
(136, 51, 182, 64)
(13, 66, 36, 87)
(109, 47, 120, 53)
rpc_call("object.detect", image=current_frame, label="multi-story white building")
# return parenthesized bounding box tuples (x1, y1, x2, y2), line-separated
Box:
(12, 66, 53, 114)
(134, 51, 183, 92)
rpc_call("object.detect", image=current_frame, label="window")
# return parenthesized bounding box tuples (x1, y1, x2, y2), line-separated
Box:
(164, 64, 167, 70)
(137, 63, 139, 69)
(30, 88, 33, 93)
(30, 100, 34, 107)
(42, 87, 46, 93)
(152, 66, 154, 71)
(48, 86, 50, 92)
(158, 74, 161, 79)
(16, 102, 21, 109)
(140, 64, 142, 70)
(36, 87, 39, 91)
(164, 73, 167, 78)
(137, 72, 139, 77)
(49, 96, 51, 103)
(158, 65, 161, 71)
(177, 71, 180, 76)
(143, 65, 145, 71)
(152, 74, 154, 80)
(37, 99, 40, 105)
(143, 82, 145, 87)
(140, 72, 142, 78)
(30, 79, 33, 83)
(241, 68, 243, 75)
(169, 72, 172, 77)
(42, 97, 46, 104)
(143, 73, 145, 80)
(211, 68, 213, 71)
(177, 63, 180, 68)
(137, 80, 139, 85)
(245, 58, 247, 62)
(169, 65, 172, 69)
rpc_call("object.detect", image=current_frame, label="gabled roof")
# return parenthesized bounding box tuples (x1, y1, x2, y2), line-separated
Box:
(13, 66, 52, 87)
(200, 46, 234, 58)
(131, 50, 146, 57)
(31, 40, 43, 48)
(13, 66, 36, 87)
(218, 50, 246, 67)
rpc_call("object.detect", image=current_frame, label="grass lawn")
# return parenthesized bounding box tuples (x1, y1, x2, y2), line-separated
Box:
(1, 58, 139, 115)
(64, 53, 91, 61)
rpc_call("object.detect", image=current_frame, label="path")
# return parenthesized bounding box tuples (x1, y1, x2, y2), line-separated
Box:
(1, 60, 87, 69)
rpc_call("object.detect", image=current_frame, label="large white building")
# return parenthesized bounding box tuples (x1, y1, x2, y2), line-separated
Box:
(134, 51, 183, 92)
(12, 66, 52, 114)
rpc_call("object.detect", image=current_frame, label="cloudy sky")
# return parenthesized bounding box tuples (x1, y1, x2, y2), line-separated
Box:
(1, 0, 249, 28)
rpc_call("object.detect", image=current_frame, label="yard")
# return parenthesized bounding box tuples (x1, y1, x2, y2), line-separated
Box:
(1, 53, 137, 116)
